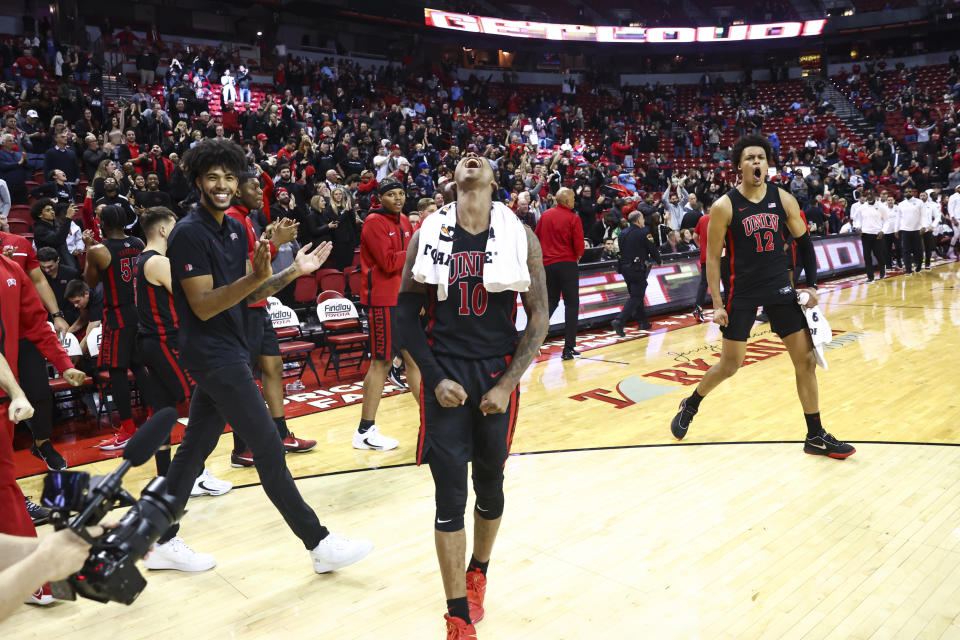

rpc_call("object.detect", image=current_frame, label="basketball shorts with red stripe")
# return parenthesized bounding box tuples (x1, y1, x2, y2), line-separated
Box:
(368, 305, 399, 362)
(139, 336, 194, 408)
(721, 287, 807, 342)
(416, 354, 519, 467)
(98, 325, 139, 369)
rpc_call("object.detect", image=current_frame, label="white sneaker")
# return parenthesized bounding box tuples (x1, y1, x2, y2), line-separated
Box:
(310, 532, 374, 573)
(352, 425, 399, 451)
(143, 536, 217, 572)
(190, 468, 233, 497)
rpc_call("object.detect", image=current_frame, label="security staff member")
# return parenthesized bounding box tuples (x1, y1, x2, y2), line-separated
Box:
(611, 211, 661, 336)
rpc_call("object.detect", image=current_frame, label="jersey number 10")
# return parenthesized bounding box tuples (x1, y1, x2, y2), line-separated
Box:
(457, 281, 488, 316)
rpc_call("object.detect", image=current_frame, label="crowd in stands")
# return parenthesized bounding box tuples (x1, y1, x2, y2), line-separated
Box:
(1, 31, 958, 289)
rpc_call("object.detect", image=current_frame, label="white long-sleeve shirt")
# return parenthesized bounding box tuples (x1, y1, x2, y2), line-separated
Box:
(857, 202, 888, 235)
(948, 192, 960, 222)
(881, 203, 900, 234)
(920, 200, 940, 230)
(849, 201, 863, 228)
(898, 197, 923, 231)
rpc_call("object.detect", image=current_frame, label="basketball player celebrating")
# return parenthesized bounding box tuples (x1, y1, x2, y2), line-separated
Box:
(396, 153, 549, 638)
(670, 135, 855, 459)
(82, 205, 152, 451)
(133, 207, 232, 495)
(147, 139, 371, 574)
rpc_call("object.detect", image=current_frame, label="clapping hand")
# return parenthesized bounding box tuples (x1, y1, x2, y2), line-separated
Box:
(292, 241, 332, 275)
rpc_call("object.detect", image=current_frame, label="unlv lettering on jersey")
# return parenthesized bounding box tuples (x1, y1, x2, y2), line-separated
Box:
(742, 213, 780, 236)
(448, 251, 489, 285)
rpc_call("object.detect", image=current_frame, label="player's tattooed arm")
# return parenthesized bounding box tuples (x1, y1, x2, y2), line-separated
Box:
(500, 227, 548, 390)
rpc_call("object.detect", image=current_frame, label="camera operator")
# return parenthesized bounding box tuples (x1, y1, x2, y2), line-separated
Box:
(0, 526, 103, 622)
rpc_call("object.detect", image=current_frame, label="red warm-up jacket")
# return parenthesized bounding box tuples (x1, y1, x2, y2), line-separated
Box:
(359, 208, 413, 307)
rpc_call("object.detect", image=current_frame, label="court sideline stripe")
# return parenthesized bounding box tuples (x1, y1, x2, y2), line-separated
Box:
(216, 440, 960, 491)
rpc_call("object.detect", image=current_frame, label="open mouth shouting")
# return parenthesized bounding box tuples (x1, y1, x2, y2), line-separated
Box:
(752, 167, 763, 183)
(463, 157, 483, 170)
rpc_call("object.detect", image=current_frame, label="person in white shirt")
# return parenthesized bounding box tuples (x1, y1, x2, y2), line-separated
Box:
(898, 187, 924, 274)
(947, 185, 960, 258)
(372, 146, 390, 182)
(856, 190, 888, 282)
(918, 190, 940, 270)
(220, 69, 237, 104)
(849, 192, 866, 229)
(880, 195, 902, 269)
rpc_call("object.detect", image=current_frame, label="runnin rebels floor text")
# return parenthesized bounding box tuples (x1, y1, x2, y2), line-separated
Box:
(9, 261, 960, 639)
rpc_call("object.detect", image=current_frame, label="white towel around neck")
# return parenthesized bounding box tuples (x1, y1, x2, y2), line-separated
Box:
(412, 201, 530, 301)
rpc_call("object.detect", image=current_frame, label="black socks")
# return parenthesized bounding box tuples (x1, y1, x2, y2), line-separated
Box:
(686, 389, 704, 412)
(447, 597, 471, 624)
(468, 555, 488, 576)
(358, 418, 374, 434)
(273, 416, 290, 439)
(804, 412, 822, 438)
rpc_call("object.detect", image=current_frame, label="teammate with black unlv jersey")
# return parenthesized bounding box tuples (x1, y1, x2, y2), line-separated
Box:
(134, 208, 191, 473)
(669, 135, 854, 459)
(82, 204, 151, 451)
(396, 153, 549, 638)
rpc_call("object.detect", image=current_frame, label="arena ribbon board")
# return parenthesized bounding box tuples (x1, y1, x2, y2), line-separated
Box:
(424, 10, 826, 44)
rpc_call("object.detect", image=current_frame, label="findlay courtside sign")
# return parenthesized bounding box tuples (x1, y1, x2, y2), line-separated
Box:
(424, 9, 826, 44)
(570, 330, 865, 408)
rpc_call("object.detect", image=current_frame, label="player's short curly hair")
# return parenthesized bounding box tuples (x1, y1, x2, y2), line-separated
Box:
(182, 138, 247, 186)
(731, 135, 773, 168)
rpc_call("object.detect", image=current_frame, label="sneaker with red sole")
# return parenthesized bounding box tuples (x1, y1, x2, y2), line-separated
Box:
(444, 614, 477, 639)
(466, 569, 486, 623)
(230, 449, 254, 467)
(98, 422, 137, 451)
(25, 583, 53, 605)
(283, 432, 317, 453)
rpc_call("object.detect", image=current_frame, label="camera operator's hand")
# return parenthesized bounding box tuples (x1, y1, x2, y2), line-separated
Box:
(35, 527, 103, 582)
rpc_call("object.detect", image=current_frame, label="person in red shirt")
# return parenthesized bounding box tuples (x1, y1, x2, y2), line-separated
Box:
(0, 230, 73, 469)
(223, 169, 315, 465)
(0, 254, 86, 604)
(356, 177, 421, 451)
(534, 187, 585, 359)
(12, 48, 43, 95)
(692, 211, 711, 322)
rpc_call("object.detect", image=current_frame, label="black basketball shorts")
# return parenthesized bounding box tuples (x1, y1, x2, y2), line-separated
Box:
(245, 306, 281, 365)
(139, 336, 194, 407)
(416, 353, 520, 468)
(721, 288, 807, 342)
(98, 325, 139, 369)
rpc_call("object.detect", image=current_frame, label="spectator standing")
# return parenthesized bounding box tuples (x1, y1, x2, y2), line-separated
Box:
(534, 188, 584, 360)
(136, 48, 158, 87)
(221, 69, 237, 104)
(0, 133, 28, 203)
(236, 65, 251, 104)
(42, 131, 78, 182)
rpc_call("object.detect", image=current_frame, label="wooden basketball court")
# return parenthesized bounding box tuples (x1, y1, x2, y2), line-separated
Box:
(10, 261, 960, 639)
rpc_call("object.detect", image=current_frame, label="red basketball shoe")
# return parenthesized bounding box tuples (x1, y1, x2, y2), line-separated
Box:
(465, 568, 486, 623)
(444, 614, 477, 639)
